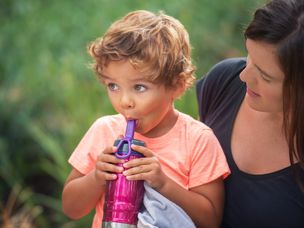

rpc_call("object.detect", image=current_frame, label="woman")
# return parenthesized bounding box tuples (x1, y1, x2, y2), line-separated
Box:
(196, 0, 304, 227)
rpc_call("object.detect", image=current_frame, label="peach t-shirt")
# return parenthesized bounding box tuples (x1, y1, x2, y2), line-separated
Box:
(68, 111, 230, 228)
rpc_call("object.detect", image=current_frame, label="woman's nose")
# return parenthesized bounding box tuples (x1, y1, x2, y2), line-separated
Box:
(240, 59, 255, 84)
(239, 66, 249, 82)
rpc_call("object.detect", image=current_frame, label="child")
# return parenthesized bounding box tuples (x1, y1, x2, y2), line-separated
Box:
(62, 10, 230, 228)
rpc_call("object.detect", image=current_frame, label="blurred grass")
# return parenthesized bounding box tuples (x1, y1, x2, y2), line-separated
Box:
(0, 0, 265, 227)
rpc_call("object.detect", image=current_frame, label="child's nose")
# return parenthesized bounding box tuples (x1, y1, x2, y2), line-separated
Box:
(120, 93, 135, 109)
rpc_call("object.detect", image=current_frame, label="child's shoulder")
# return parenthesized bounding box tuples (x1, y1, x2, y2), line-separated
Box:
(177, 111, 220, 146)
(94, 114, 124, 124)
(178, 111, 211, 131)
(92, 114, 126, 132)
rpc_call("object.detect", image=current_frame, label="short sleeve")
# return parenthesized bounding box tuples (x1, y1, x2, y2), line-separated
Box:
(68, 120, 103, 174)
(188, 128, 230, 188)
(68, 116, 124, 175)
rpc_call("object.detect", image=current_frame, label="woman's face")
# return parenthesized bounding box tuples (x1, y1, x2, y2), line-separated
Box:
(240, 39, 285, 113)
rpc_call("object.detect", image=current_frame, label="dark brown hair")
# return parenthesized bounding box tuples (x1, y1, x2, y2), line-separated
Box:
(245, 0, 304, 181)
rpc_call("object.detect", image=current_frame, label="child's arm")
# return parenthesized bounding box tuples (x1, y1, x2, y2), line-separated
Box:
(62, 146, 124, 219)
(123, 144, 224, 228)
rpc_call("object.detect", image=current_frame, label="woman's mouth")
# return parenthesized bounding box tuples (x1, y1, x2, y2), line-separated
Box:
(246, 87, 260, 97)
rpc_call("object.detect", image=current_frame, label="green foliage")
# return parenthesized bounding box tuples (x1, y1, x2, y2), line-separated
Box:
(0, 0, 266, 226)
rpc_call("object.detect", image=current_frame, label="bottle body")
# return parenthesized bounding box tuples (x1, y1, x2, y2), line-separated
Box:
(102, 139, 145, 228)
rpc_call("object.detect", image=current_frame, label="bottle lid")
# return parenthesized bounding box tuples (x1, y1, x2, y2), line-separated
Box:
(114, 139, 145, 157)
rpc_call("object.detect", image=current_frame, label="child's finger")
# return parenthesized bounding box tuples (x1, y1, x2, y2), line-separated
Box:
(124, 155, 159, 169)
(98, 146, 125, 164)
(96, 160, 124, 173)
(99, 153, 125, 164)
(117, 134, 124, 139)
(101, 146, 117, 155)
(95, 169, 118, 181)
(131, 144, 153, 157)
(123, 164, 149, 176)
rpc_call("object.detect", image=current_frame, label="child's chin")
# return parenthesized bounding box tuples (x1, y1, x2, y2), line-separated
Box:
(135, 127, 143, 134)
(135, 127, 146, 135)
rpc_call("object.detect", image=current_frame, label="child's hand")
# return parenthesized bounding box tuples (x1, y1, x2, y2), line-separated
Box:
(122, 144, 168, 190)
(95, 146, 124, 185)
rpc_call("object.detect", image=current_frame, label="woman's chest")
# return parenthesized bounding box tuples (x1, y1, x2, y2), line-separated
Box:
(231, 104, 290, 174)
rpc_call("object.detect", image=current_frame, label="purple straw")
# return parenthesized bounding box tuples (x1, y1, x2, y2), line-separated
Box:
(115, 120, 136, 159)
(125, 119, 136, 140)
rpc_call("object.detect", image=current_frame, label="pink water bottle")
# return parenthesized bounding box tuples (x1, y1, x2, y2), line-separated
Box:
(102, 120, 145, 228)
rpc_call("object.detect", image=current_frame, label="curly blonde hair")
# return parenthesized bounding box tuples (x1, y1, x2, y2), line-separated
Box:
(88, 10, 196, 90)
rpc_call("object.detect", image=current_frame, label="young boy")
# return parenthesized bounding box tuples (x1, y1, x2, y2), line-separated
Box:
(62, 10, 230, 228)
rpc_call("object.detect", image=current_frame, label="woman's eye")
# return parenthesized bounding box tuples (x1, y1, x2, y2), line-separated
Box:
(260, 73, 271, 83)
(107, 83, 119, 91)
(134, 84, 147, 92)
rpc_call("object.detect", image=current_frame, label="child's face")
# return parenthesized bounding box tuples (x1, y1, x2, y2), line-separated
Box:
(101, 60, 179, 137)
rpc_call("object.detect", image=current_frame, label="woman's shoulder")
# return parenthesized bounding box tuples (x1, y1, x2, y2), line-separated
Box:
(210, 57, 246, 72)
(196, 57, 246, 91)
(196, 58, 246, 122)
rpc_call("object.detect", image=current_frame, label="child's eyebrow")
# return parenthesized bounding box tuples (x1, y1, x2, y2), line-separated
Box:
(100, 74, 112, 80)
(130, 77, 150, 82)
(100, 74, 153, 83)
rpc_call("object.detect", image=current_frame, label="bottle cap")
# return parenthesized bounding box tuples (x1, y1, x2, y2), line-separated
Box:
(114, 139, 145, 158)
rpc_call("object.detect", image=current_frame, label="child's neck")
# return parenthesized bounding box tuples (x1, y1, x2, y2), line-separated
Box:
(142, 108, 179, 138)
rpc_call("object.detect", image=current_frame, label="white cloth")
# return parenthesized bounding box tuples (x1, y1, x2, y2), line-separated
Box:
(137, 182, 196, 228)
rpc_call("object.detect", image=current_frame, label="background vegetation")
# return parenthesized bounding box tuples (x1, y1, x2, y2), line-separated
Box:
(1, 0, 265, 227)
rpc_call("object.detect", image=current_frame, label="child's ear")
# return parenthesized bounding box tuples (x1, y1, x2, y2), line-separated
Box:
(172, 73, 187, 99)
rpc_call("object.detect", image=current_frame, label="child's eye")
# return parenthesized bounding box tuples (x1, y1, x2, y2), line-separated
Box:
(134, 84, 147, 92)
(107, 83, 119, 91)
